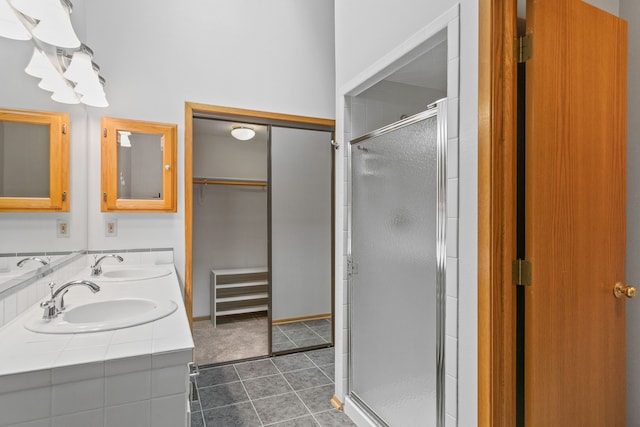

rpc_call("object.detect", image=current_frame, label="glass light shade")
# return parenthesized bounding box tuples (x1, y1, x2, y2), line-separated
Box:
(9, 0, 59, 20)
(80, 89, 108, 107)
(38, 70, 68, 92)
(63, 50, 93, 82)
(72, 70, 100, 95)
(0, 0, 31, 40)
(32, 8, 80, 48)
(24, 47, 53, 78)
(51, 83, 79, 104)
(231, 127, 256, 141)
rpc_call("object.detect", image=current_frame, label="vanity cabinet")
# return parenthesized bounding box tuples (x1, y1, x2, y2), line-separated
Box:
(210, 267, 269, 327)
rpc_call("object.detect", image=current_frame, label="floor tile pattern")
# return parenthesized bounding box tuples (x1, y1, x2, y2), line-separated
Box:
(191, 348, 355, 427)
(272, 319, 332, 353)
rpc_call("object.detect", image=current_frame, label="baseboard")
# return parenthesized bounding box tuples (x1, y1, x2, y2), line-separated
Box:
(193, 315, 211, 322)
(272, 313, 331, 325)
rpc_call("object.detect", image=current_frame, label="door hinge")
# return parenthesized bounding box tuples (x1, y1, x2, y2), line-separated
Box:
(103, 192, 107, 202)
(61, 192, 67, 202)
(515, 34, 533, 63)
(512, 259, 532, 286)
(347, 255, 358, 277)
(103, 128, 107, 138)
(62, 124, 67, 134)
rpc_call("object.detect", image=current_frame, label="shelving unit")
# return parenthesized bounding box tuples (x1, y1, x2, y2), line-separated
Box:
(193, 177, 267, 187)
(210, 267, 269, 327)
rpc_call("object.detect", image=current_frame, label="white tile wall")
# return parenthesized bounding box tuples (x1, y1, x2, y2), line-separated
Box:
(151, 394, 188, 427)
(336, 7, 460, 426)
(11, 419, 50, 427)
(53, 409, 104, 427)
(0, 386, 51, 426)
(52, 378, 105, 416)
(104, 400, 151, 427)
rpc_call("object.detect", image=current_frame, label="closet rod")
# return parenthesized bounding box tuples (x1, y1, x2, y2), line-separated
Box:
(193, 178, 268, 187)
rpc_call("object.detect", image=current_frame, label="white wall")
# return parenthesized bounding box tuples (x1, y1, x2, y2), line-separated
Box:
(81, 0, 335, 286)
(0, 45, 88, 254)
(192, 186, 268, 317)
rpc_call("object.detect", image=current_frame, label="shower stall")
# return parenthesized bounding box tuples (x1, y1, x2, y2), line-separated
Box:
(348, 99, 447, 426)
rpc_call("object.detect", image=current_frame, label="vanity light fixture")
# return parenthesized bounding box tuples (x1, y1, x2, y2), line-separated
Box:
(0, 0, 109, 107)
(231, 126, 256, 141)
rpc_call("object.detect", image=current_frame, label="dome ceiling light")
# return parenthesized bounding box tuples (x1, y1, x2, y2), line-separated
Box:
(231, 126, 256, 141)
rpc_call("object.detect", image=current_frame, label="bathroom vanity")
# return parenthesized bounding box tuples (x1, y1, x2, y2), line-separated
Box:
(0, 252, 194, 427)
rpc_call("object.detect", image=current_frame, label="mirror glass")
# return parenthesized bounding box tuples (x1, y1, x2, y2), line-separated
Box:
(0, 121, 50, 197)
(117, 131, 164, 200)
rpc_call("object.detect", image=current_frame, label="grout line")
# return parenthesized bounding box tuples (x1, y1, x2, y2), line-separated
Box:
(192, 376, 206, 427)
(196, 349, 340, 427)
(262, 414, 318, 426)
(276, 362, 318, 425)
(234, 362, 265, 426)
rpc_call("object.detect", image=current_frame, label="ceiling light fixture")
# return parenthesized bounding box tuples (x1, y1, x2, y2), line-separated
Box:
(231, 126, 256, 141)
(0, 0, 108, 107)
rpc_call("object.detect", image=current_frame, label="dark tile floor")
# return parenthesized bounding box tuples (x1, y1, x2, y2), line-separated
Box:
(191, 347, 355, 427)
(272, 319, 332, 353)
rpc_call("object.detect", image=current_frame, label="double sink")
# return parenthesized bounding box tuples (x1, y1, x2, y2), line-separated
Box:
(24, 267, 177, 334)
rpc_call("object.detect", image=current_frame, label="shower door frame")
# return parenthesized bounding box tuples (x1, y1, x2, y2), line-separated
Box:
(347, 99, 447, 426)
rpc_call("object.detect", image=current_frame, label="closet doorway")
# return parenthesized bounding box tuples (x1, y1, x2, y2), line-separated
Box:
(185, 103, 335, 366)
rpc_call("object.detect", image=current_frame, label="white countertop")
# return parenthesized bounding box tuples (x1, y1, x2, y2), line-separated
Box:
(0, 264, 194, 377)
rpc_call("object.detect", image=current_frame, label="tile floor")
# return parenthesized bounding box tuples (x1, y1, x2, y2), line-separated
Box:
(191, 347, 355, 426)
(272, 319, 332, 353)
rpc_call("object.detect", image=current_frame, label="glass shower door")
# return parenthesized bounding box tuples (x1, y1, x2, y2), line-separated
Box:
(349, 100, 446, 426)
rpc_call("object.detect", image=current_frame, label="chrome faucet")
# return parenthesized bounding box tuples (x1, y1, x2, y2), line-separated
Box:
(90, 254, 124, 276)
(40, 280, 101, 319)
(17, 256, 50, 268)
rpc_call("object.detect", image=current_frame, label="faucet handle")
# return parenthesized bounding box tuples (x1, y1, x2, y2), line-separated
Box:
(42, 284, 58, 319)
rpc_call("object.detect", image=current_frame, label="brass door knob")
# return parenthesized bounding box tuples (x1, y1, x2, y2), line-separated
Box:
(614, 282, 637, 299)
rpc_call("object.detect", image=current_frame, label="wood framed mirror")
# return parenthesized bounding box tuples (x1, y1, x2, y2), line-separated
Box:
(101, 117, 177, 212)
(0, 108, 70, 212)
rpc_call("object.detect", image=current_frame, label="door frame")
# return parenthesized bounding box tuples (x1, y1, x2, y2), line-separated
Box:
(184, 102, 335, 337)
(478, 0, 518, 425)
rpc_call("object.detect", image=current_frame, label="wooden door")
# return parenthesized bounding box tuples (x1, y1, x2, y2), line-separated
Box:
(525, 0, 627, 425)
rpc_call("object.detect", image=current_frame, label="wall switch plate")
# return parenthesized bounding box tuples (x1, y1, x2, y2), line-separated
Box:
(105, 219, 117, 237)
(56, 220, 69, 238)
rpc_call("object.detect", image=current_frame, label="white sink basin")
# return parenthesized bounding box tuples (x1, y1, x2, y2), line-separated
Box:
(97, 268, 171, 282)
(25, 298, 178, 334)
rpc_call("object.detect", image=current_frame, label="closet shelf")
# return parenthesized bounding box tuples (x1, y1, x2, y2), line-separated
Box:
(193, 177, 267, 187)
(210, 267, 269, 327)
